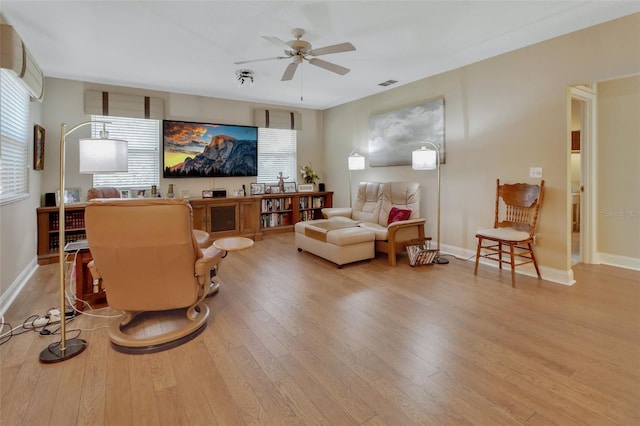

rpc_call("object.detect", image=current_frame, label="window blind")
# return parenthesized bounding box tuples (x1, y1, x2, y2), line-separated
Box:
(0, 69, 29, 204)
(257, 128, 297, 184)
(91, 115, 159, 189)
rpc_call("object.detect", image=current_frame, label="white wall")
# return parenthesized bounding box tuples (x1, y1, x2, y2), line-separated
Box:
(0, 94, 42, 314)
(597, 75, 640, 264)
(323, 14, 640, 281)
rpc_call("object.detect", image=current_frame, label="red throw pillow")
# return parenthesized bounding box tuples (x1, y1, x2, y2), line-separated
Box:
(388, 207, 412, 225)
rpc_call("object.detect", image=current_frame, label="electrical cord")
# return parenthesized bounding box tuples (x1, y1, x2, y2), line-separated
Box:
(64, 251, 122, 319)
(0, 311, 59, 345)
(1, 252, 122, 346)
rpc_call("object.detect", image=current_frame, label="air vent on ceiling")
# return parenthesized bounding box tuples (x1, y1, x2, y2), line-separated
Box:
(378, 80, 398, 87)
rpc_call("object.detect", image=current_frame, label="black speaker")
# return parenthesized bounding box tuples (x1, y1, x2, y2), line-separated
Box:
(44, 192, 56, 207)
(318, 183, 325, 192)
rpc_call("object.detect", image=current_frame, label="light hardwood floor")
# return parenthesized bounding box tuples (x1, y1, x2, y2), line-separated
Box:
(1, 233, 639, 425)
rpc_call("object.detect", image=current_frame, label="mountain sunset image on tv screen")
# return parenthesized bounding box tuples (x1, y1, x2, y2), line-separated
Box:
(163, 120, 258, 178)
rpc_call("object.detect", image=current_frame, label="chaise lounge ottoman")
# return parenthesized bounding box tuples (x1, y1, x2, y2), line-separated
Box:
(295, 219, 375, 267)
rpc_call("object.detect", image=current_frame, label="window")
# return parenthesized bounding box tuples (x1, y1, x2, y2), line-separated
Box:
(0, 69, 30, 204)
(257, 128, 297, 184)
(91, 115, 159, 189)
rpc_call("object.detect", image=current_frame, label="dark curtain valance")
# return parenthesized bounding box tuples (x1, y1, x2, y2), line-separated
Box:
(84, 90, 164, 120)
(253, 108, 301, 130)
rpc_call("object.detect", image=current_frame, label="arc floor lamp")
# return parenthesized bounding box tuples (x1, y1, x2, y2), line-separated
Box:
(412, 142, 449, 264)
(39, 121, 127, 363)
(348, 151, 365, 207)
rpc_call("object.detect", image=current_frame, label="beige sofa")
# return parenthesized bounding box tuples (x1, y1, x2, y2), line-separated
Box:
(295, 182, 426, 266)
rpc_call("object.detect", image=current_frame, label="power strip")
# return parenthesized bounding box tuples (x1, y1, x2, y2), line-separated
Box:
(29, 314, 61, 328)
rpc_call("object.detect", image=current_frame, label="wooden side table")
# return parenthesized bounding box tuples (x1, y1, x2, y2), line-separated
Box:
(212, 236, 255, 254)
(208, 237, 254, 296)
(65, 241, 106, 311)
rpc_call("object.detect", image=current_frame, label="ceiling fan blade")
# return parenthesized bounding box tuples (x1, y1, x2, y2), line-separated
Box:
(308, 58, 350, 75)
(234, 56, 288, 65)
(262, 36, 293, 51)
(281, 62, 299, 81)
(308, 42, 355, 56)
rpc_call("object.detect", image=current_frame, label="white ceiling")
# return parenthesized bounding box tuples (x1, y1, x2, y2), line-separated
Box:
(2, 1, 639, 110)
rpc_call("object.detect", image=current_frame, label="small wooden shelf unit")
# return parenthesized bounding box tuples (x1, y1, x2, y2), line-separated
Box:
(260, 191, 333, 234)
(37, 204, 87, 265)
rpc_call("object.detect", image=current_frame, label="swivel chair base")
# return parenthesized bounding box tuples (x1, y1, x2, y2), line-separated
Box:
(109, 303, 209, 354)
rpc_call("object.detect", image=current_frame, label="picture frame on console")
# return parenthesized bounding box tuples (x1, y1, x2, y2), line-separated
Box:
(283, 182, 297, 193)
(298, 184, 314, 192)
(63, 188, 81, 204)
(202, 190, 214, 199)
(55, 188, 81, 205)
(269, 185, 282, 194)
(250, 183, 265, 195)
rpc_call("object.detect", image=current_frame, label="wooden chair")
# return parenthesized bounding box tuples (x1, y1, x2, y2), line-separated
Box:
(474, 179, 545, 287)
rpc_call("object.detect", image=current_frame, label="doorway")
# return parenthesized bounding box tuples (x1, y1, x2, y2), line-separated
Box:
(569, 85, 597, 266)
(570, 98, 583, 264)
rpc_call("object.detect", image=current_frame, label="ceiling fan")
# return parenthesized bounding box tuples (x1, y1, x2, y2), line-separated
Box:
(235, 28, 355, 81)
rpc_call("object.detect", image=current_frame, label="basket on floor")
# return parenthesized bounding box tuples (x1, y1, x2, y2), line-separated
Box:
(407, 244, 437, 266)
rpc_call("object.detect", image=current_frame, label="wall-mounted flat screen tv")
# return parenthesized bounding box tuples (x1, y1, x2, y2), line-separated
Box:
(163, 120, 258, 178)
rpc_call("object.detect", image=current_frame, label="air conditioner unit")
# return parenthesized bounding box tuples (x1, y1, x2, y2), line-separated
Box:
(0, 23, 44, 101)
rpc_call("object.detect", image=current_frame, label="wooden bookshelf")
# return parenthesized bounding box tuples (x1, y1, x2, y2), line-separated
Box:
(36, 204, 87, 265)
(260, 191, 333, 234)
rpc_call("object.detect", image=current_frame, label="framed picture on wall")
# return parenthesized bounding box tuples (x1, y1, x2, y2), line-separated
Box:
(33, 124, 45, 171)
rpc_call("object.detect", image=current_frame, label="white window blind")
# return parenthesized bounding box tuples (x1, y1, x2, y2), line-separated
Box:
(91, 115, 159, 188)
(257, 128, 297, 184)
(0, 69, 29, 204)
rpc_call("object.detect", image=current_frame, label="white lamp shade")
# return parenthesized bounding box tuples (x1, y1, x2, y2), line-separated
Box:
(348, 153, 365, 170)
(412, 147, 437, 170)
(79, 138, 128, 174)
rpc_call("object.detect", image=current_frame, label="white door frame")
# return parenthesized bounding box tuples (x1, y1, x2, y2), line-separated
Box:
(569, 85, 597, 264)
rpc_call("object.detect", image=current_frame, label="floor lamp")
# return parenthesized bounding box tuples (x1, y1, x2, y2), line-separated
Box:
(39, 121, 127, 363)
(412, 142, 449, 264)
(347, 151, 365, 207)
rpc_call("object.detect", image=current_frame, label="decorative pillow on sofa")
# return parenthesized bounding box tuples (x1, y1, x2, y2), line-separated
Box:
(387, 207, 412, 225)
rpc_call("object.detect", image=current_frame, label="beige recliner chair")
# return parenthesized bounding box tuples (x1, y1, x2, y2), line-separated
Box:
(322, 182, 426, 266)
(87, 186, 211, 248)
(85, 198, 224, 353)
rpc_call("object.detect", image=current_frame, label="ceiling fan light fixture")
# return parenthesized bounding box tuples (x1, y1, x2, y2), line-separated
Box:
(236, 28, 355, 83)
(235, 69, 255, 87)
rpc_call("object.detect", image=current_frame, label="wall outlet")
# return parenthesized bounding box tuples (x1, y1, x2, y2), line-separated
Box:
(530, 167, 543, 178)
